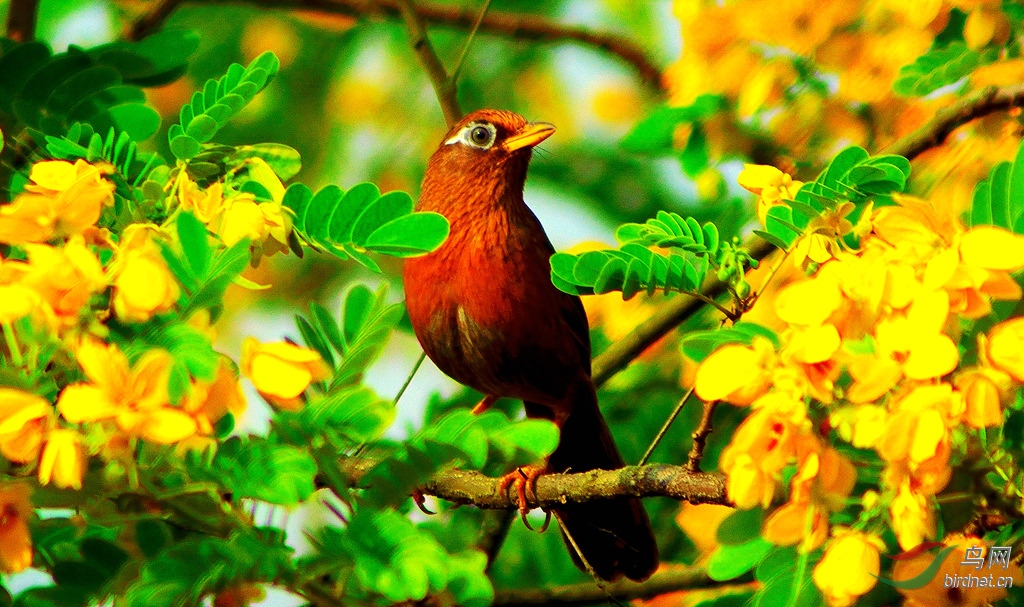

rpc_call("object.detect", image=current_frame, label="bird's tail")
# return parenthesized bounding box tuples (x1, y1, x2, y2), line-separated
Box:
(527, 385, 659, 582)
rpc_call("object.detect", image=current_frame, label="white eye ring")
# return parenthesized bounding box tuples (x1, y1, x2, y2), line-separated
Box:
(445, 122, 497, 149)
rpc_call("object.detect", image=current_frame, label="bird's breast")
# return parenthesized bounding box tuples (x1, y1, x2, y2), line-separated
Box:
(403, 208, 585, 402)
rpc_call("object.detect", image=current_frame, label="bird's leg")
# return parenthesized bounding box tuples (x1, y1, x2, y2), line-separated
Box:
(471, 394, 498, 415)
(496, 464, 548, 529)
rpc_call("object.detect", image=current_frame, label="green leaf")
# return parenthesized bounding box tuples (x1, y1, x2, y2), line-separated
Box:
(717, 508, 764, 545)
(176, 211, 210, 277)
(205, 437, 317, 505)
(167, 51, 280, 157)
(301, 386, 396, 443)
(307, 185, 346, 243)
(893, 41, 997, 97)
(364, 213, 450, 256)
(169, 134, 201, 161)
(679, 122, 709, 177)
(184, 113, 217, 143)
(232, 143, 302, 180)
(708, 537, 772, 581)
(87, 102, 160, 141)
(620, 96, 724, 154)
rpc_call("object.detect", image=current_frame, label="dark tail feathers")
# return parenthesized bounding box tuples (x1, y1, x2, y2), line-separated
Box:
(527, 386, 659, 582)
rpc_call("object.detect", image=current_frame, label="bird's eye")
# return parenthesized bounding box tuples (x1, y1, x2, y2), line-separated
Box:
(470, 126, 491, 145)
(463, 123, 496, 149)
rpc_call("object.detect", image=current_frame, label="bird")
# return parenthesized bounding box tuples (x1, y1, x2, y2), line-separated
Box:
(403, 109, 659, 582)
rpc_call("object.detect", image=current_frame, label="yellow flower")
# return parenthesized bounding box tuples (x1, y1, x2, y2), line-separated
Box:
(38, 428, 84, 490)
(963, 7, 1009, 50)
(737, 164, 804, 225)
(986, 317, 1024, 382)
(179, 177, 227, 225)
(955, 364, 1012, 428)
(241, 337, 331, 410)
(216, 196, 293, 258)
(183, 357, 246, 434)
(693, 336, 775, 405)
(874, 289, 958, 380)
(0, 160, 114, 244)
(719, 392, 810, 508)
(0, 482, 33, 573)
(112, 224, 180, 322)
(775, 274, 843, 327)
(0, 389, 53, 464)
(812, 531, 883, 607)
(57, 339, 198, 443)
(830, 404, 887, 448)
(890, 481, 936, 550)
(737, 59, 796, 119)
(18, 236, 106, 329)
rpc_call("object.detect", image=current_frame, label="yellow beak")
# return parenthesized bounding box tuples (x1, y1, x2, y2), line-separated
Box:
(503, 122, 555, 152)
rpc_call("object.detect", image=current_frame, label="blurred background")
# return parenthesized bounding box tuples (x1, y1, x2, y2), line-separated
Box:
(5, 0, 1023, 603)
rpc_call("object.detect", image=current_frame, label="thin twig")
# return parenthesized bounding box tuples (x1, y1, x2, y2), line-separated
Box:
(5, 0, 40, 42)
(393, 351, 425, 406)
(639, 386, 694, 466)
(450, 0, 492, 83)
(128, 0, 183, 40)
(395, 0, 462, 126)
(127, 0, 664, 89)
(685, 400, 719, 473)
(493, 567, 741, 606)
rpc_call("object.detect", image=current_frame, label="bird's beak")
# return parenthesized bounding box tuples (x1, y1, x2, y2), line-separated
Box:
(503, 122, 555, 152)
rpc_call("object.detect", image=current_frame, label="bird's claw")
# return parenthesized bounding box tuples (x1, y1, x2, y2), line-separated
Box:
(497, 465, 547, 531)
(412, 489, 435, 515)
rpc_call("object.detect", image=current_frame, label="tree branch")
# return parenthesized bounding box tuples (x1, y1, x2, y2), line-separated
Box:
(883, 84, 1024, 159)
(421, 465, 729, 509)
(5, 0, 40, 42)
(494, 567, 746, 606)
(127, 0, 663, 90)
(686, 400, 718, 473)
(394, 0, 461, 127)
(338, 457, 729, 508)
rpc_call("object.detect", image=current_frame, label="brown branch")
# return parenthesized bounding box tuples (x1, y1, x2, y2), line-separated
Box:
(883, 84, 1024, 159)
(128, 0, 184, 40)
(394, 0, 461, 127)
(686, 400, 718, 473)
(338, 457, 728, 508)
(5, 0, 39, 42)
(494, 567, 747, 606)
(421, 465, 729, 509)
(127, 0, 663, 90)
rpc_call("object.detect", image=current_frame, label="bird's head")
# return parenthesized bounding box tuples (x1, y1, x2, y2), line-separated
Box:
(420, 109, 554, 212)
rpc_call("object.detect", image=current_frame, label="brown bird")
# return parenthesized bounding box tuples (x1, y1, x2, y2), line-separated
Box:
(403, 109, 658, 582)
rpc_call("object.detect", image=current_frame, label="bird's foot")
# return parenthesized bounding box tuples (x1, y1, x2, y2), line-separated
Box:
(411, 489, 435, 515)
(471, 395, 498, 415)
(496, 464, 550, 530)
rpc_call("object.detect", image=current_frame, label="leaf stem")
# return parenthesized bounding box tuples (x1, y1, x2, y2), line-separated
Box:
(450, 0, 492, 82)
(3, 322, 23, 367)
(639, 386, 694, 466)
(394, 351, 426, 406)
